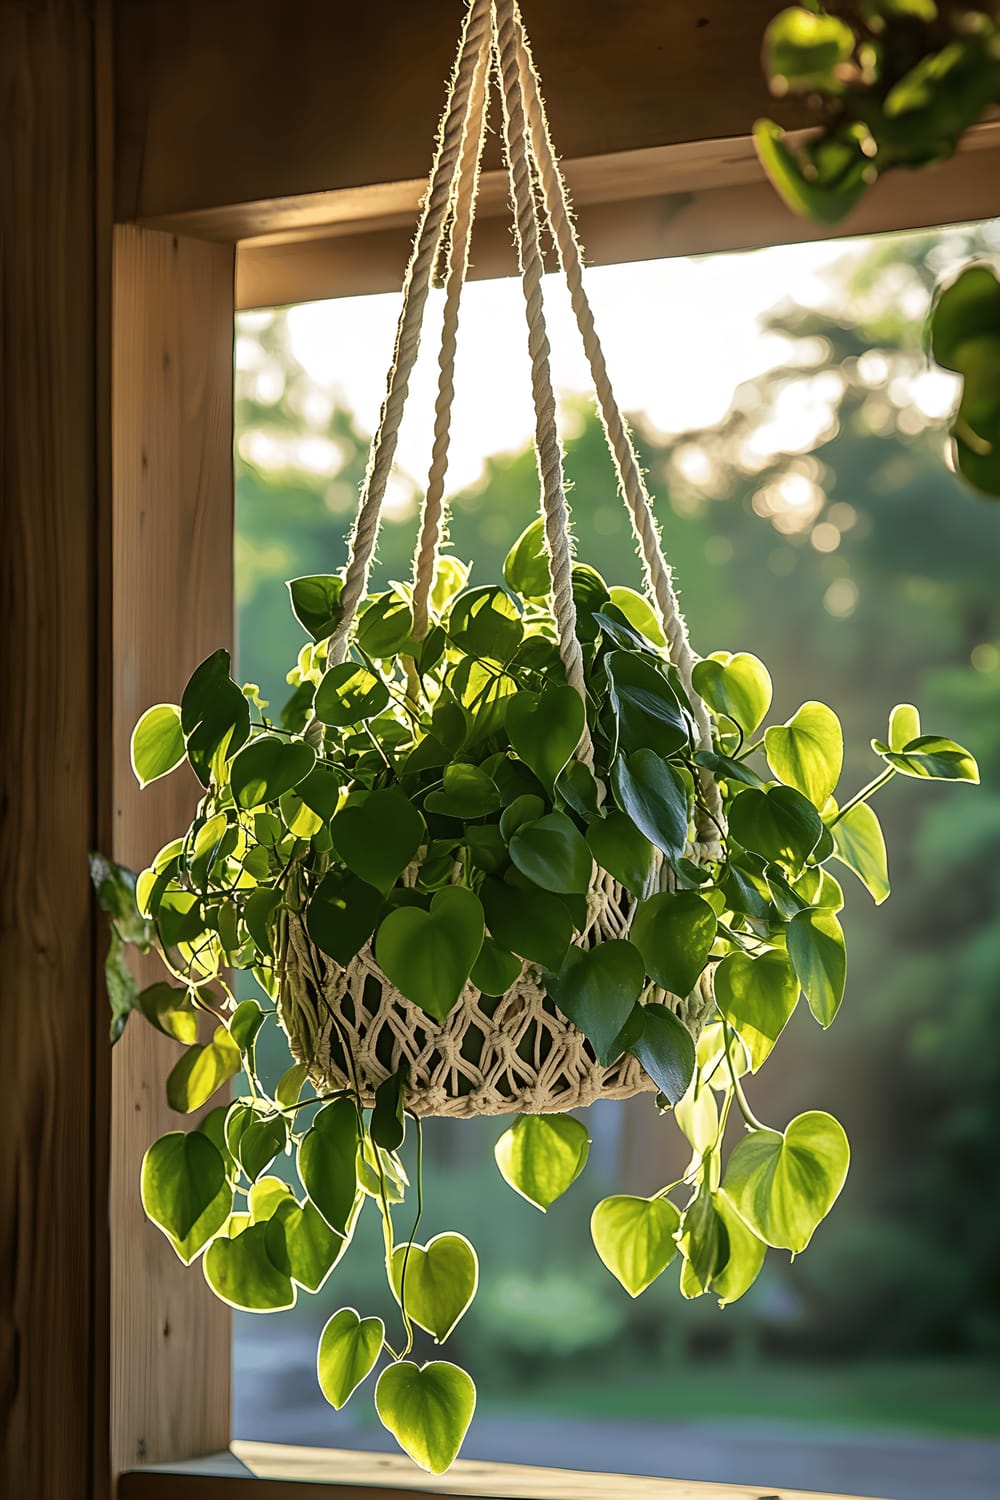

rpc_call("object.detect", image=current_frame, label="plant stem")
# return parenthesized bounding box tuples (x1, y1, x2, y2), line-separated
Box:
(827, 766, 896, 827)
(722, 1019, 767, 1132)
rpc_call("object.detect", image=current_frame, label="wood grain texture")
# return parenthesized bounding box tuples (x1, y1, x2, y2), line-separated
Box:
(118, 1442, 889, 1500)
(236, 121, 1000, 308)
(110, 225, 236, 1472)
(0, 3, 107, 1495)
(114, 0, 810, 231)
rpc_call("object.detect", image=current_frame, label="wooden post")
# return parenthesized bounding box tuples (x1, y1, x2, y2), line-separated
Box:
(110, 226, 236, 1473)
(1, 2, 110, 1496)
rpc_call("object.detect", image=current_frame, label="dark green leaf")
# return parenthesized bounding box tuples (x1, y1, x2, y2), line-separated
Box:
(631, 1004, 696, 1105)
(230, 735, 315, 809)
(480, 877, 572, 971)
(728, 785, 823, 870)
(470, 936, 523, 996)
(288, 574, 343, 640)
(447, 586, 522, 661)
(357, 590, 414, 657)
(180, 649, 251, 786)
(509, 811, 593, 895)
(505, 687, 585, 790)
(424, 763, 501, 820)
(630, 891, 717, 996)
(375, 886, 485, 1021)
(371, 1067, 408, 1152)
(545, 941, 645, 1065)
(307, 869, 384, 965)
(787, 907, 847, 1027)
(586, 812, 657, 898)
(611, 750, 690, 860)
(606, 651, 689, 756)
(331, 788, 424, 893)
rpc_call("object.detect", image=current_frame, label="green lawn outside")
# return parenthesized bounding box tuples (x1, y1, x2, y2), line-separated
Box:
(491, 1361, 1000, 1439)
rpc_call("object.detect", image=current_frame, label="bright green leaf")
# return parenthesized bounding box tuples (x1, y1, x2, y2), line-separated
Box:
(203, 1221, 296, 1311)
(166, 1026, 241, 1113)
(141, 1130, 231, 1264)
(723, 1110, 850, 1253)
(297, 1098, 361, 1236)
(390, 1233, 479, 1341)
(318, 1308, 385, 1409)
(765, 701, 843, 807)
(494, 1114, 591, 1211)
(831, 801, 890, 904)
(591, 1194, 680, 1296)
(375, 1360, 476, 1475)
(131, 704, 186, 788)
(714, 951, 800, 1071)
(691, 652, 772, 736)
(787, 908, 847, 1027)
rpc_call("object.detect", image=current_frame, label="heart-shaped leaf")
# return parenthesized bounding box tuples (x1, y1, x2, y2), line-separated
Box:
(712, 1190, 767, 1306)
(447, 585, 522, 661)
(586, 812, 656, 898)
(470, 936, 522, 997)
(181, 650, 251, 786)
(356, 590, 414, 657)
(787, 907, 846, 1027)
(238, 1114, 288, 1183)
(141, 1130, 232, 1264)
(230, 735, 315, 809)
(318, 1308, 385, 1410)
(728, 785, 823, 871)
(874, 734, 979, 783)
(136, 982, 198, 1044)
(765, 701, 843, 808)
(297, 1098, 361, 1236)
(269, 1197, 353, 1292)
(509, 811, 593, 895)
(830, 801, 889, 904)
(166, 1026, 242, 1113)
(390, 1233, 479, 1342)
(630, 891, 717, 997)
(631, 1004, 696, 1105)
(714, 951, 800, 1071)
(480, 877, 572, 972)
(678, 1182, 729, 1295)
(605, 650, 689, 756)
(503, 517, 550, 600)
(314, 662, 389, 726)
(505, 687, 586, 789)
(723, 1110, 850, 1252)
(494, 1114, 590, 1211)
(375, 1360, 476, 1475)
(306, 869, 384, 966)
(203, 1222, 296, 1310)
(375, 886, 484, 1021)
(331, 788, 424, 893)
(288, 574, 343, 640)
(611, 750, 690, 860)
(591, 1194, 680, 1296)
(545, 941, 645, 1065)
(607, 587, 667, 647)
(691, 652, 772, 737)
(131, 703, 186, 787)
(424, 762, 501, 819)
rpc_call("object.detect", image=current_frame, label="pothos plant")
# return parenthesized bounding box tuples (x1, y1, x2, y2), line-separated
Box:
(93, 517, 978, 1473)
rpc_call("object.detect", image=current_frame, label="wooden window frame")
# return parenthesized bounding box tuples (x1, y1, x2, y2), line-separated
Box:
(4, 2, 998, 1497)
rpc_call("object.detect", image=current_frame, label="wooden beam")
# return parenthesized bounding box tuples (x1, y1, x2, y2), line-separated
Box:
(1, 3, 110, 1495)
(114, 0, 810, 234)
(118, 1442, 889, 1500)
(110, 226, 236, 1473)
(234, 121, 1000, 308)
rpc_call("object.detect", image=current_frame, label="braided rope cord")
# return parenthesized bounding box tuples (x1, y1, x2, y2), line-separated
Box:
(492, 0, 595, 768)
(410, 45, 491, 644)
(509, 0, 723, 841)
(327, 0, 493, 666)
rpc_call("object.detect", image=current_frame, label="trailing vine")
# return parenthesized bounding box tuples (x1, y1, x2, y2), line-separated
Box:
(94, 521, 977, 1471)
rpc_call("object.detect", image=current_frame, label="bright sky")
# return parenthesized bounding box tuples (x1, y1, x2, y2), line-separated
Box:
(245, 240, 861, 498)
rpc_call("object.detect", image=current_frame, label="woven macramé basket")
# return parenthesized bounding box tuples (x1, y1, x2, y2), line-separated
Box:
(278, 865, 715, 1118)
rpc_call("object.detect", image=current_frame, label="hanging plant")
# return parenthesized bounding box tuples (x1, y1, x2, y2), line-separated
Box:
(94, 0, 979, 1475)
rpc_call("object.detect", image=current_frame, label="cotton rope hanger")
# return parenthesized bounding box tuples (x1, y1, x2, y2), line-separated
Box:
(282, 0, 725, 1117)
(318, 0, 722, 851)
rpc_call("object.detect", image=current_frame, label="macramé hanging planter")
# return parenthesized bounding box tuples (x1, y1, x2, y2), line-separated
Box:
(95, 0, 979, 1475)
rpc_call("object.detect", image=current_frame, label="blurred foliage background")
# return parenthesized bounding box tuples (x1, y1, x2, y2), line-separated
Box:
(233, 222, 1000, 1435)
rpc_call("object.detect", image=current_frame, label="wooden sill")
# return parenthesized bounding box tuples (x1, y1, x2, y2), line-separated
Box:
(118, 1441, 889, 1499)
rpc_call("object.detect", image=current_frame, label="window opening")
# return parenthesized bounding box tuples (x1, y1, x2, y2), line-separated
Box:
(232, 221, 1000, 1500)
